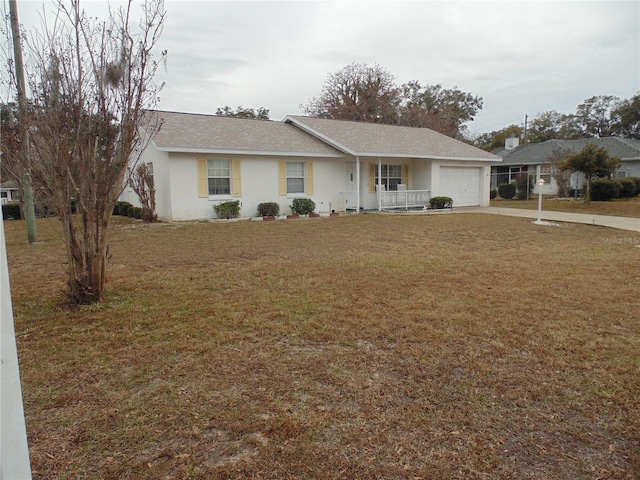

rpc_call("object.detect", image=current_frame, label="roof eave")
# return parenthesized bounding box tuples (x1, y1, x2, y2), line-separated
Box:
(355, 152, 501, 162)
(157, 146, 344, 158)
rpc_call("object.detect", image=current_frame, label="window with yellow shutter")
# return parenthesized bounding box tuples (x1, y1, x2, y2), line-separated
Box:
(206, 159, 231, 195)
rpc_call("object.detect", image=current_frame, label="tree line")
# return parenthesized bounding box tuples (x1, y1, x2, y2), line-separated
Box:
(474, 94, 640, 151)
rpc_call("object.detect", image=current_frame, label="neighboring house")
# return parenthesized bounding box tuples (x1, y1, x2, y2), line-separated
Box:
(491, 137, 640, 195)
(0, 180, 20, 205)
(120, 111, 500, 221)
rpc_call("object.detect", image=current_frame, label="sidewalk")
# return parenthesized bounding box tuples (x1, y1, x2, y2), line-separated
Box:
(455, 207, 640, 233)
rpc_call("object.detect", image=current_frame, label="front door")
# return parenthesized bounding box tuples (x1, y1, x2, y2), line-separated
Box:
(344, 163, 357, 210)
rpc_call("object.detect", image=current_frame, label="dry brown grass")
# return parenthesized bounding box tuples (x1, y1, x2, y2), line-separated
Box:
(491, 196, 640, 218)
(6, 213, 640, 480)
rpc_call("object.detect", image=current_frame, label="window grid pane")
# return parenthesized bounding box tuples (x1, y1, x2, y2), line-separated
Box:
(287, 178, 305, 194)
(375, 164, 403, 191)
(207, 159, 231, 195)
(286, 162, 305, 194)
(208, 178, 230, 195)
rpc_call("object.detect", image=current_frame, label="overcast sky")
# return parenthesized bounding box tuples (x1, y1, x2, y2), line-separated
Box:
(11, 0, 640, 135)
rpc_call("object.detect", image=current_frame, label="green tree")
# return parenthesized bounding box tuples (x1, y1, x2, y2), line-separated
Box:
(528, 110, 582, 142)
(215, 105, 270, 120)
(474, 124, 522, 151)
(575, 95, 619, 137)
(398, 82, 483, 138)
(303, 63, 483, 138)
(610, 93, 640, 139)
(562, 143, 621, 204)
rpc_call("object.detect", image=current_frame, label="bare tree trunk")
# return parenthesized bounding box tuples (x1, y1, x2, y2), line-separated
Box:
(9, 0, 37, 244)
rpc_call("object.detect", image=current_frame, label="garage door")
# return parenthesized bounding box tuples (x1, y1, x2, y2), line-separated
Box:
(439, 167, 481, 207)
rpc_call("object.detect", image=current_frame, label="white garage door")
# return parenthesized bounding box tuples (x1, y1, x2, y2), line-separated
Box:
(439, 167, 481, 207)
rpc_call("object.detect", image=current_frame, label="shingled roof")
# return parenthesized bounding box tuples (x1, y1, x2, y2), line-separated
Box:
(493, 137, 640, 166)
(284, 115, 500, 161)
(148, 111, 344, 157)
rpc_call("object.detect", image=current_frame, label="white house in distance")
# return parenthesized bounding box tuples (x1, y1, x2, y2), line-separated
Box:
(120, 111, 501, 221)
(490, 136, 640, 196)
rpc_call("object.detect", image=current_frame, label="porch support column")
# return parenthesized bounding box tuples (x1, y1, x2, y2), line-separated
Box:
(378, 157, 382, 212)
(355, 156, 361, 213)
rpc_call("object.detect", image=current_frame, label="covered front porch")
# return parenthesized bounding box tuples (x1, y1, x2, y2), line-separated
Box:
(338, 157, 433, 212)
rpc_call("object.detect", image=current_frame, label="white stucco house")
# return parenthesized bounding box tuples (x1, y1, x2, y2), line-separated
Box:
(120, 111, 501, 221)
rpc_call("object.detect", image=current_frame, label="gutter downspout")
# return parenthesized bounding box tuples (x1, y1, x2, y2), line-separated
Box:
(355, 156, 360, 213)
(378, 157, 382, 212)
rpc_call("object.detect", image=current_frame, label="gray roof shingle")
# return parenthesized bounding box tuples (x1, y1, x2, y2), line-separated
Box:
(284, 115, 500, 161)
(149, 111, 344, 157)
(494, 137, 640, 165)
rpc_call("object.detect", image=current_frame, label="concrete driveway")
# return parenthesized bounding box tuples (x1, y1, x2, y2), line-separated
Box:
(455, 207, 640, 233)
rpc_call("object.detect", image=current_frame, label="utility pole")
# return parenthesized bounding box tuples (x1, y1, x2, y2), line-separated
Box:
(523, 114, 529, 145)
(9, 0, 37, 244)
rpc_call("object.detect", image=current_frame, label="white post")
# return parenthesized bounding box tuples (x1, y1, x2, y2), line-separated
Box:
(535, 178, 545, 224)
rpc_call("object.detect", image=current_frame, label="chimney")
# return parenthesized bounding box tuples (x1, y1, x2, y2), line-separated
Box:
(505, 136, 519, 150)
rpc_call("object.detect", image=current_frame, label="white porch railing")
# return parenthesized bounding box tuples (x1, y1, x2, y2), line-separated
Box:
(380, 189, 431, 210)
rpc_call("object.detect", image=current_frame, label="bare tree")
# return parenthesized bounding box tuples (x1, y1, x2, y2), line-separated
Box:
(303, 63, 400, 124)
(22, 0, 166, 304)
(130, 162, 157, 222)
(548, 148, 571, 198)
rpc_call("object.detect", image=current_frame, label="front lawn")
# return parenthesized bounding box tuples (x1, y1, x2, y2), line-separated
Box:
(5, 214, 640, 479)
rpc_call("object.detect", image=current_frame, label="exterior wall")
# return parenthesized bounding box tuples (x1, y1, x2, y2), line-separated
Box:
(166, 153, 346, 220)
(0, 188, 20, 204)
(617, 160, 640, 178)
(118, 145, 173, 220)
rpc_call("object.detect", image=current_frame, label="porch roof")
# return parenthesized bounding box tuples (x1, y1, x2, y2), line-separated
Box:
(284, 115, 501, 162)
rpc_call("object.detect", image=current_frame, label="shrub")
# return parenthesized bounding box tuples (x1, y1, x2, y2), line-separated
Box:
(590, 179, 622, 201)
(132, 206, 143, 219)
(1, 202, 21, 220)
(628, 177, 640, 196)
(257, 202, 280, 217)
(113, 201, 133, 216)
(618, 177, 637, 197)
(290, 198, 316, 215)
(429, 196, 453, 209)
(490, 189, 497, 200)
(498, 182, 516, 200)
(214, 200, 241, 219)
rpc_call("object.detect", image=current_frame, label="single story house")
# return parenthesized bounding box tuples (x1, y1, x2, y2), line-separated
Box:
(491, 137, 640, 196)
(120, 111, 501, 221)
(0, 180, 20, 205)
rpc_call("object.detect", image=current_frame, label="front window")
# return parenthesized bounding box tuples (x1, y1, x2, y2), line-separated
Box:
(375, 164, 403, 191)
(207, 159, 230, 195)
(287, 161, 305, 194)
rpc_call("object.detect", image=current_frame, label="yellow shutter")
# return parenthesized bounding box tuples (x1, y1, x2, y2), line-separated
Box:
(232, 159, 242, 196)
(403, 165, 409, 188)
(305, 161, 314, 195)
(369, 164, 376, 194)
(197, 158, 208, 198)
(278, 160, 287, 196)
